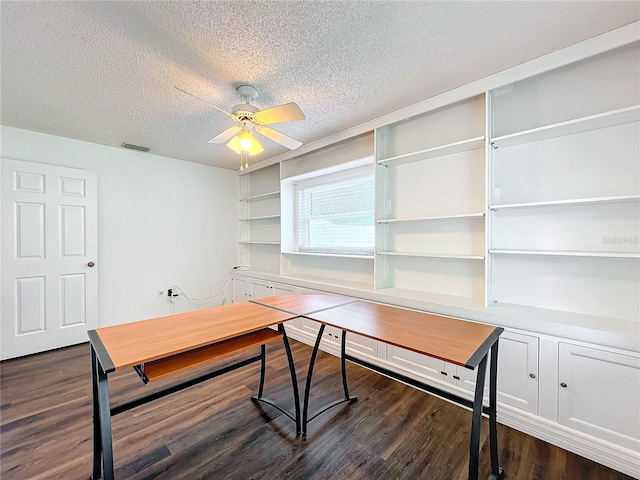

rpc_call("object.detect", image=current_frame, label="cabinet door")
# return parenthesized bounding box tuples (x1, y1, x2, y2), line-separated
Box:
(454, 332, 539, 413)
(496, 332, 538, 413)
(250, 280, 271, 300)
(558, 343, 640, 451)
(233, 277, 250, 302)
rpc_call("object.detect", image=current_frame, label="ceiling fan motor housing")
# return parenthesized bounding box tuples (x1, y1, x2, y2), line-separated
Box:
(231, 102, 260, 120)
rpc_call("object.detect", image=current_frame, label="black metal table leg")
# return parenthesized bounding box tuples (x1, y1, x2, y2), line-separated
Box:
(280, 324, 301, 434)
(469, 354, 488, 480)
(251, 324, 301, 433)
(340, 330, 350, 399)
(487, 341, 505, 480)
(257, 344, 266, 398)
(302, 325, 357, 436)
(302, 324, 326, 436)
(90, 347, 102, 480)
(97, 360, 114, 480)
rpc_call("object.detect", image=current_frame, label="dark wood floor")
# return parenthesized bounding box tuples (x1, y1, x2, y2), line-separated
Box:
(0, 340, 633, 480)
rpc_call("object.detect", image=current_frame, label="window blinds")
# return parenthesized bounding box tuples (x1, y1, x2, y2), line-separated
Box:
(296, 173, 374, 255)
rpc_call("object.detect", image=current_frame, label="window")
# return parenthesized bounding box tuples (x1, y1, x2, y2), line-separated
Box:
(294, 165, 374, 255)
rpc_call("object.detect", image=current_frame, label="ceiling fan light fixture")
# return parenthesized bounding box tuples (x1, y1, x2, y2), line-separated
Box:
(238, 131, 255, 151)
(226, 132, 264, 156)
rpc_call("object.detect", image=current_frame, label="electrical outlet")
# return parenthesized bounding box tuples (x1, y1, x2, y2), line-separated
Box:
(157, 289, 164, 298)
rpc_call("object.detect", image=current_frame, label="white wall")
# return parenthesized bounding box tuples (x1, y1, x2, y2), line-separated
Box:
(1, 125, 237, 327)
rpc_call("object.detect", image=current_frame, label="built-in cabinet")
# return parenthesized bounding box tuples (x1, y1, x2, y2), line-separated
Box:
(233, 38, 640, 478)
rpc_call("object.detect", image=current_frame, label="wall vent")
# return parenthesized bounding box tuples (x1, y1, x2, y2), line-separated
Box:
(121, 143, 150, 152)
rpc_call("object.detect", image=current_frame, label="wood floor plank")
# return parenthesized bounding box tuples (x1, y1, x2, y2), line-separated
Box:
(0, 341, 634, 480)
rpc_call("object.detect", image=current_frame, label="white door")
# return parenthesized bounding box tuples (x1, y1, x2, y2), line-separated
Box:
(1, 159, 98, 360)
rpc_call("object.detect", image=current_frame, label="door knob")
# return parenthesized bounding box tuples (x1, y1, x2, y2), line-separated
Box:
(87, 261, 95, 267)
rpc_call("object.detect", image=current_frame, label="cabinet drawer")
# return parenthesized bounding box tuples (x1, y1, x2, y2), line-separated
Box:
(385, 344, 450, 384)
(345, 332, 378, 358)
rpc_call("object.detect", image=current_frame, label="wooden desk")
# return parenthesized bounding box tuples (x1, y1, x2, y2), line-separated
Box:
(89, 295, 504, 480)
(88, 302, 300, 480)
(254, 295, 505, 480)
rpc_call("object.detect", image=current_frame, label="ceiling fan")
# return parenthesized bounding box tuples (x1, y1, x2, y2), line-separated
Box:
(176, 85, 305, 161)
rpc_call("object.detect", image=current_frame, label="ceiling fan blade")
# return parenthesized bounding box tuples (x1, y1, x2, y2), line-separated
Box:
(174, 87, 237, 121)
(207, 125, 242, 144)
(226, 134, 264, 155)
(252, 102, 305, 125)
(255, 125, 302, 150)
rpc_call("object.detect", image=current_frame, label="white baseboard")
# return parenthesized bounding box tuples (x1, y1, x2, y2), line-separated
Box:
(285, 326, 640, 479)
(498, 407, 640, 479)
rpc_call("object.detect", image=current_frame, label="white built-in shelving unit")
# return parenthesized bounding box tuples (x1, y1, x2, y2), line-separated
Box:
(374, 94, 487, 303)
(237, 163, 281, 273)
(487, 42, 640, 321)
(236, 42, 640, 322)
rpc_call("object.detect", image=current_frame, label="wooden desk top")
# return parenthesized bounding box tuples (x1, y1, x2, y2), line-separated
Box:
(90, 302, 295, 372)
(251, 294, 356, 316)
(89, 294, 502, 374)
(305, 300, 502, 369)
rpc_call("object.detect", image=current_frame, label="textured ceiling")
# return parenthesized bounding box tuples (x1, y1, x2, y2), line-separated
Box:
(1, 1, 638, 170)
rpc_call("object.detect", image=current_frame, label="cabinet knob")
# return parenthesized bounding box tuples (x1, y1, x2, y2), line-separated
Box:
(529, 373, 536, 379)
(87, 261, 95, 267)
(453, 375, 460, 380)
(560, 382, 567, 388)
(440, 371, 448, 376)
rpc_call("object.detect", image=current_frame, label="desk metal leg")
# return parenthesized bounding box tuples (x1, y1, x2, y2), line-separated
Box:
(251, 324, 301, 434)
(469, 354, 487, 480)
(97, 358, 114, 480)
(487, 342, 504, 480)
(302, 324, 326, 436)
(90, 347, 102, 480)
(340, 330, 350, 399)
(257, 344, 266, 398)
(281, 324, 301, 434)
(302, 325, 357, 436)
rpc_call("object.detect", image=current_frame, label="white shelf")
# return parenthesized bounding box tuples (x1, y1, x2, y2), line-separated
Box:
(374, 286, 485, 309)
(238, 215, 281, 221)
(239, 191, 280, 202)
(490, 249, 640, 259)
(377, 213, 485, 223)
(490, 105, 640, 149)
(377, 136, 485, 167)
(378, 251, 485, 260)
(277, 273, 375, 292)
(283, 252, 374, 260)
(238, 241, 281, 245)
(491, 194, 640, 211)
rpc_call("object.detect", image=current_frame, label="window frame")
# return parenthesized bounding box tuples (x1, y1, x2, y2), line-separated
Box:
(291, 161, 375, 257)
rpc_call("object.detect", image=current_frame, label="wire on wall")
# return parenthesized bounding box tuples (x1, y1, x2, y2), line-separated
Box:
(167, 274, 232, 314)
